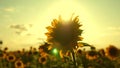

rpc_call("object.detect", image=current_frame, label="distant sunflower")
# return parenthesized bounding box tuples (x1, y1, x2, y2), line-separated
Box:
(7, 54, 16, 62)
(38, 42, 50, 53)
(86, 51, 98, 60)
(45, 15, 83, 50)
(15, 59, 24, 68)
(38, 56, 47, 65)
(106, 45, 119, 60)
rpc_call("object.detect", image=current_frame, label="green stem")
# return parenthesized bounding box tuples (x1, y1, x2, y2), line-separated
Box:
(71, 51, 77, 68)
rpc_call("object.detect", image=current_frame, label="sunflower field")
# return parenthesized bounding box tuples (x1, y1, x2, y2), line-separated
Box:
(0, 44, 120, 68)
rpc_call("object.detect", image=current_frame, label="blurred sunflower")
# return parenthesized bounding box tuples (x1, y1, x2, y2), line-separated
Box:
(6, 53, 16, 62)
(45, 15, 83, 51)
(86, 51, 98, 60)
(38, 42, 50, 53)
(15, 59, 24, 68)
(38, 56, 47, 65)
(105, 45, 119, 60)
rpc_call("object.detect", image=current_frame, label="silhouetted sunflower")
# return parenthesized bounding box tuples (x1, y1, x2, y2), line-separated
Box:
(45, 15, 83, 50)
(106, 45, 119, 60)
(86, 51, 98, 60)
(38, 42, 50, 53)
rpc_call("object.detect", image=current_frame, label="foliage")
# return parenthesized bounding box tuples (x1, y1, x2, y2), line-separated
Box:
(0, 45, 120, 68)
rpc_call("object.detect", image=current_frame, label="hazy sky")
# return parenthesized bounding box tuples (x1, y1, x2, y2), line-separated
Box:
(0, 0, 120, 50)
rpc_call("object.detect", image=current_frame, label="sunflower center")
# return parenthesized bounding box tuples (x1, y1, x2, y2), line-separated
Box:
(17, 62, 22, 66)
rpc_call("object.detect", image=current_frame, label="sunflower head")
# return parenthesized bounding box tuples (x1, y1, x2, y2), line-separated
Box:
(15, 60, 24, 68)
(45, 15, 83, 50)
(86, 51, 98, 60)
(39, 56, 47, 65)
(7, 53, 16, 62)
(106, 45, 119, 60)
(39, 42, 51, 53)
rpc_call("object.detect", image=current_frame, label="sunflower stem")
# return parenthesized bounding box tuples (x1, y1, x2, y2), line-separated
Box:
(71, 50, 77, 68)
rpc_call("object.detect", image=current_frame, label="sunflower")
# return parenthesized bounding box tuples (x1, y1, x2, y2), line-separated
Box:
(105, 45, 119, 60)
(38, 56, 47, 65)
(86, 51, 98, 60)
(15, 59, 24, 68)
(6, 53, 16, 62)
(45, 15, 83, 51)
(38, 42, 50, 53)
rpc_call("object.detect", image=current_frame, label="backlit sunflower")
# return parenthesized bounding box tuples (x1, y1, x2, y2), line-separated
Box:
(86, 51, 98, 60)
(45, 15, 83, 50)
(106, 45, 119, 60)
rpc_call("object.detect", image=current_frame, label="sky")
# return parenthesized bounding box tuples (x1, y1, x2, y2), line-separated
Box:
(0, 0, 120, 51)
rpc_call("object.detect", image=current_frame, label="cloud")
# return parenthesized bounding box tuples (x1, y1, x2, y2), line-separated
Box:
(100, 26, 120, 37)
(3, 7, 15, 12)
(9, 24, 33, 35)
(101, 32, 120, 37)
(10, 24, 28, 31)
(107, 26, 120, 31)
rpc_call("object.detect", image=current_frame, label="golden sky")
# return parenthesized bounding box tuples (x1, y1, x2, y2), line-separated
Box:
(0, 0, 120, 50)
